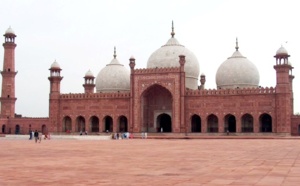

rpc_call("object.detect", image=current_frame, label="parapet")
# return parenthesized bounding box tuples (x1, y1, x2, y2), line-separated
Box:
(60, 92, 131, 99)
(186, 87, 276, 96)
(134, 67, 180, 74)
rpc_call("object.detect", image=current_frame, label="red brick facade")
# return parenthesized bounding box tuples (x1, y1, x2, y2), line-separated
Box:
(1, 31, 300, 136)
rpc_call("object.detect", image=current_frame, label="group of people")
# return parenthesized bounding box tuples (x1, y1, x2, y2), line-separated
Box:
(79, 131, 88, 135)
(112, 132, 133, 139)
(141, 132, 147, 139)
(29, 130, 50, 143)
(111, 132, 147, 139)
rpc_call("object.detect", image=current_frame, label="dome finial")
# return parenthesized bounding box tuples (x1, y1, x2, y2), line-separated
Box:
(235, 37, 239, 51)
(113, 46, 117, 59)
(171, 20, 175, 38)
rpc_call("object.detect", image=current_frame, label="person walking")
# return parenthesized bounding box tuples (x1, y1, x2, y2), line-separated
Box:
(29, 130, 32, 140)
(34, 130, 39, 143)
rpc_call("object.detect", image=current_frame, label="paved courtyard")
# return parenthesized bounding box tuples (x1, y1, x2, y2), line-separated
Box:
(1, 138, 300, 186)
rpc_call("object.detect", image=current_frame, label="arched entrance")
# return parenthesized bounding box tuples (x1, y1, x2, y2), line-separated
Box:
(241, 114, 253, 132)
(15, 125, 20, 134)
(157, 113, 172, 132)
(298, 125, 300, 135)
(141, 84, 173, 133)
(103, 116, 113, 132)
(225, 114, 236, 132)
(191, 114, 201, 132)
(118, 116, 128, 132)
(62, 116, 72, 132)
(2, 124, 5, 133)
(41, 125, 47, 134)
(260, 114, 272, 132)
(90, 116, 99, 132)
(207, 114, 218, 132)
(76, 116, 85, 132)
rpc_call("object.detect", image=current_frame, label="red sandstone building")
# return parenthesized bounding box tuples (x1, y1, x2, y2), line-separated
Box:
(1, 25, 300, 136)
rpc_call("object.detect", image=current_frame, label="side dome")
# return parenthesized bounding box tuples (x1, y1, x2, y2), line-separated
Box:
(146, 22, 200, 89)
(96, 48, 130, 93)
(216, 39, 260, 89)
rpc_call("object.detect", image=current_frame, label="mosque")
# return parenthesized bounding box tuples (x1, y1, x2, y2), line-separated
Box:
(1, 24, 300, 136)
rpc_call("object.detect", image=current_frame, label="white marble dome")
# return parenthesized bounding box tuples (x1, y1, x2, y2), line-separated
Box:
(276, 46, 288, 55)
(85, 70, 94, 77)
(50, 60, 60, 69)
(96, 49, 130, 93)
(147, 25, 200, 90)
(216, 41, 260, 89)
(5, 26, 15, 35)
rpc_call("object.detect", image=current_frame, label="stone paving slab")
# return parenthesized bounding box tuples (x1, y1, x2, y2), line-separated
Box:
(1, 139, 300, 185)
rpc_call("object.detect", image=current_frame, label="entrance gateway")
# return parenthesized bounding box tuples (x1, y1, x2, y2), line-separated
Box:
(143, 111, 172, 132)
(154, 111, 172, 132)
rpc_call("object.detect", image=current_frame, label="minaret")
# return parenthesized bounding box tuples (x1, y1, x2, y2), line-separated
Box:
(129, 55, 135, 132)
(288, 61, 294, 114)
(274, 46, 292, 134)
(179, 55, 186, 133)
(48, 60, 63, 95)
(48, 60, 63, 132)
(0, 27, 17, 118)
(83, 70, 95, 93)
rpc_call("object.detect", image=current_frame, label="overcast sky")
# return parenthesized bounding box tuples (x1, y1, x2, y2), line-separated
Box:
(1, 0, 299, 117)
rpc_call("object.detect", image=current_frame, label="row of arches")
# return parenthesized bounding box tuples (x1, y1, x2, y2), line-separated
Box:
(62, 113, 273, 133)
(1, 124, 47, 134)
(62, 115, 128, 133)
(147, 113, 272, 133)
(190, 113, 272, 133)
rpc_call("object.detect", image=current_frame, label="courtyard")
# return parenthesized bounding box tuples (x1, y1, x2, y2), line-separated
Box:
(0, 138, 300, 185)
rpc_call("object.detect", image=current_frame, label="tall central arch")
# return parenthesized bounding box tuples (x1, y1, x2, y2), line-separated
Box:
(141, 84, 173, 132)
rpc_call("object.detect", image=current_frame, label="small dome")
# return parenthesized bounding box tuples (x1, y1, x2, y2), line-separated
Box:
(85, 70, 94, 77)
(147, 23, 200, 89)
(276, 46, 288, 55)
(5, 26, 15, 35)
(216, 40, 260, 89)
(96, 48, 130, 93)
(50, 60, 60, 69)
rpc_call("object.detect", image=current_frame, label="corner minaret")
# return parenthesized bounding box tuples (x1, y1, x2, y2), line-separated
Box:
(274, 45, 292, 134)
(48, 60, 63, 132)
(48, 60, 63, 95)
(274, 45, 291, 87)
(0, 27, 17, 118)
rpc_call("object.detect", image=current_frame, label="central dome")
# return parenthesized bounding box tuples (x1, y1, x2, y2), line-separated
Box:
(147, 23, 200, 89)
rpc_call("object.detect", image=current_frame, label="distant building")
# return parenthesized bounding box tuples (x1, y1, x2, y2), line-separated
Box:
(1, 24, 300, 135)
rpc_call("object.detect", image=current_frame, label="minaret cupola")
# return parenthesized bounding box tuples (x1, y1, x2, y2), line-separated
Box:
(83, 70, 95, 93)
